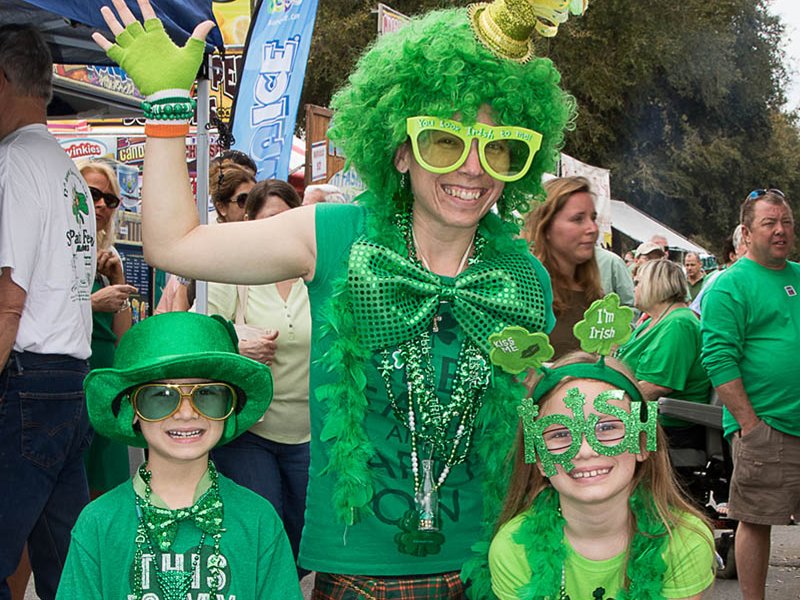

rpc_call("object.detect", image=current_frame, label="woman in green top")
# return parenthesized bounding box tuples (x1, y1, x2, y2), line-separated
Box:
(616, 259, 711, 450)
(80, 159, 138, 496)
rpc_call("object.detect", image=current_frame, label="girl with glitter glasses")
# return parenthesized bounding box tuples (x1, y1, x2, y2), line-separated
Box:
(487, 352, 715, 600)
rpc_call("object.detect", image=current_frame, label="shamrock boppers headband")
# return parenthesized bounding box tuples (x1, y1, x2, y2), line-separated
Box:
(488, 294, 657, 476)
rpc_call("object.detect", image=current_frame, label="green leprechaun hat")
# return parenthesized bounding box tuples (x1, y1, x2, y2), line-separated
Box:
(84, 312, 273, 448)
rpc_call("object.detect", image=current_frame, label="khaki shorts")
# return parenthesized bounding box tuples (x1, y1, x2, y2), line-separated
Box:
(728, 420, 800, 525)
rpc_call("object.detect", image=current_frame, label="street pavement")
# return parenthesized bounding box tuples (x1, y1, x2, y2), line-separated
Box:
(24, 526, 799, 599)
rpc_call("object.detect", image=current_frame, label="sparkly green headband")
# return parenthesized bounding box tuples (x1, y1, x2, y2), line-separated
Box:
(532, 359, 643, 403)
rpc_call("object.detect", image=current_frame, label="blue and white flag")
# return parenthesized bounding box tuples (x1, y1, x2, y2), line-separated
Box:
(230, 0, 319, 181)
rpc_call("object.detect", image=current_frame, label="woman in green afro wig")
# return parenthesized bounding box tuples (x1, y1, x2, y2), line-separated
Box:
(328, 8, 575, 226)
(93, 0, 583, 596)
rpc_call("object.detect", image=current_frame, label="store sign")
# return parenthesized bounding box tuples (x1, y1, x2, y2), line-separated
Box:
(60, 138, 109, 160)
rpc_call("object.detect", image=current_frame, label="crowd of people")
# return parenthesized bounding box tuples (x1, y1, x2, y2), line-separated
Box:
(1, 1, 799, 600)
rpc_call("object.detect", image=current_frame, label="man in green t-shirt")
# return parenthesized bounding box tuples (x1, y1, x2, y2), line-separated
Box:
(701, 189, 800, 600)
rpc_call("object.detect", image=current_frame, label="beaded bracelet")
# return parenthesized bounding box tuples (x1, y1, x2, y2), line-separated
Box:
(142, 100, 195, 120)
(142, 90, 194, 138)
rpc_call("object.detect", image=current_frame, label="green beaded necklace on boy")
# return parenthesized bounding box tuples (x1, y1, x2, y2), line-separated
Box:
(132, 462, 225, 600)
(489, 294, 668, 600)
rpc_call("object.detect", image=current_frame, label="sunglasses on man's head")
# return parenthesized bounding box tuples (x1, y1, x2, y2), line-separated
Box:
(130, 382, 237, 422)
(406, 116, 543, 182)
(746, 188, 785, 201)
(227, 193, 248, 208)
(89, 186, 120, 209)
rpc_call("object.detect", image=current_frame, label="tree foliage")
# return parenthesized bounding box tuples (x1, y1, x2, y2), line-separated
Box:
(299, 0, 800, 257)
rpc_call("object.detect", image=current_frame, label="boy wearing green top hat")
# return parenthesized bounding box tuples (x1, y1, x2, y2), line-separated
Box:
(55, 312, 302, 600)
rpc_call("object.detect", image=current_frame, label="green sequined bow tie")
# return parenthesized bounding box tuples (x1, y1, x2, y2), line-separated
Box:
(139, 489, 224, 552)
(348, 240, 548, 353)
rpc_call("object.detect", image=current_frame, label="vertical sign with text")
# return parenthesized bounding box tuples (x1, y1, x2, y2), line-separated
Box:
(230, 0, 319, 181)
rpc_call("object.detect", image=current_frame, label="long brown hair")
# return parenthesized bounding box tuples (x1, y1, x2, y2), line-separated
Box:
(497, 352, 711, 547)
(523, 177, 604, 315)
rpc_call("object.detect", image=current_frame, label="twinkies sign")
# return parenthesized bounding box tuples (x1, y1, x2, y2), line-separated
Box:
(230, 0, 319, 181)
(60, 138, 110, 160)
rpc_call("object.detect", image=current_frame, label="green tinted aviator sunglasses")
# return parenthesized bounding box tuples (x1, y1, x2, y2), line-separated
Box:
(130, 382, 237, 422)
(406, 116, 543, 182)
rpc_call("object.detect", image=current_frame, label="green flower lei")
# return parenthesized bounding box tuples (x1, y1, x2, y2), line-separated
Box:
(488, 486, 669, 600)
(315, 185, 532, 546)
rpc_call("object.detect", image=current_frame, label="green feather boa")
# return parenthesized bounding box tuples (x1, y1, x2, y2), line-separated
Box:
(470, 486, 669, 600)
(315, 189, 531, 552)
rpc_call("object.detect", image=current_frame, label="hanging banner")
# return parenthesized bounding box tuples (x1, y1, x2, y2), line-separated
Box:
(230, 0, 320, 181)
(377, 4, 410, 35)
(560, 153, 613, 247)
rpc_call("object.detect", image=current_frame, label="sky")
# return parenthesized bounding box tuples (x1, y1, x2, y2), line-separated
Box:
(771, 0, 800, 112)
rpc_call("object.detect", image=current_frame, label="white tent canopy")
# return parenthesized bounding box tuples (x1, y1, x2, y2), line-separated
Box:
(611, 200, 710, 255)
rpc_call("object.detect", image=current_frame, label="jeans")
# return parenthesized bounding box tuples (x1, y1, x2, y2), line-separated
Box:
(212, 432, 309, 575)
(0, 352, 91, 600)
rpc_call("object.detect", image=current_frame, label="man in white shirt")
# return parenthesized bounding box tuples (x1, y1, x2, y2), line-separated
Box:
(0, 24, 96, 600)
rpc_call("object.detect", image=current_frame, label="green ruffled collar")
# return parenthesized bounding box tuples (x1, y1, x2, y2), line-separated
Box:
(506, 486, 668, 600)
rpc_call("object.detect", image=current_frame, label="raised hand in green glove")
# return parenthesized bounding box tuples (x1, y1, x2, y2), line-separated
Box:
(91, 0, 215, 96)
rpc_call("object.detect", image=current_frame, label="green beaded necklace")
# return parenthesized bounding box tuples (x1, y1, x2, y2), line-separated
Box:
(376, 212, 492, 546)
(132, 462, 225, 600)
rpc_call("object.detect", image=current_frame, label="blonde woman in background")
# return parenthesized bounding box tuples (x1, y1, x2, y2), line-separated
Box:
(78, 159, 137, 497)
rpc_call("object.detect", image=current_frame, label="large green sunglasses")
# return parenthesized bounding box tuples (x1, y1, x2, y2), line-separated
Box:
(130, 382, 237, 422)
(406, 116, 543, 182)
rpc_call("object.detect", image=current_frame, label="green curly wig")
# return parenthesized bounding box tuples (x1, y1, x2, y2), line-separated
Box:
(328, 7, 576, 224)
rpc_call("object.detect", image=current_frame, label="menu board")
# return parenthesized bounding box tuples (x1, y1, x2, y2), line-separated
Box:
(116, 242, 153, 324)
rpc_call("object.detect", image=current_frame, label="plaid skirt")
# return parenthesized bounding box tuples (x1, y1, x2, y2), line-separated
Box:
(312, 572, 467, 600)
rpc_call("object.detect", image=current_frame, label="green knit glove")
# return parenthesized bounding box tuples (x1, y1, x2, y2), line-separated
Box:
(106, 18, 205, 96)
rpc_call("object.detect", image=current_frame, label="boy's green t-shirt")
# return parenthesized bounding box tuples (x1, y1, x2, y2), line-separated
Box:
(300, 202, 554, 575)
(56, 472, 301, 600)
(616, 307, 710, 427)
(489, 510, 714, 600)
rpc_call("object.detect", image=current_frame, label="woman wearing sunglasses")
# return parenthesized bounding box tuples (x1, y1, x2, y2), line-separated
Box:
(209, 160, 255, 224)
(92, 0, 581, 596)
(78, 158, 139, 498)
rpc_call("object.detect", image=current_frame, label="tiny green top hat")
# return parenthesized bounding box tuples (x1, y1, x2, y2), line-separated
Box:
(468, 0, 588, 64)
(469, 0, 538, 64)
(84, 312, 273, 449)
